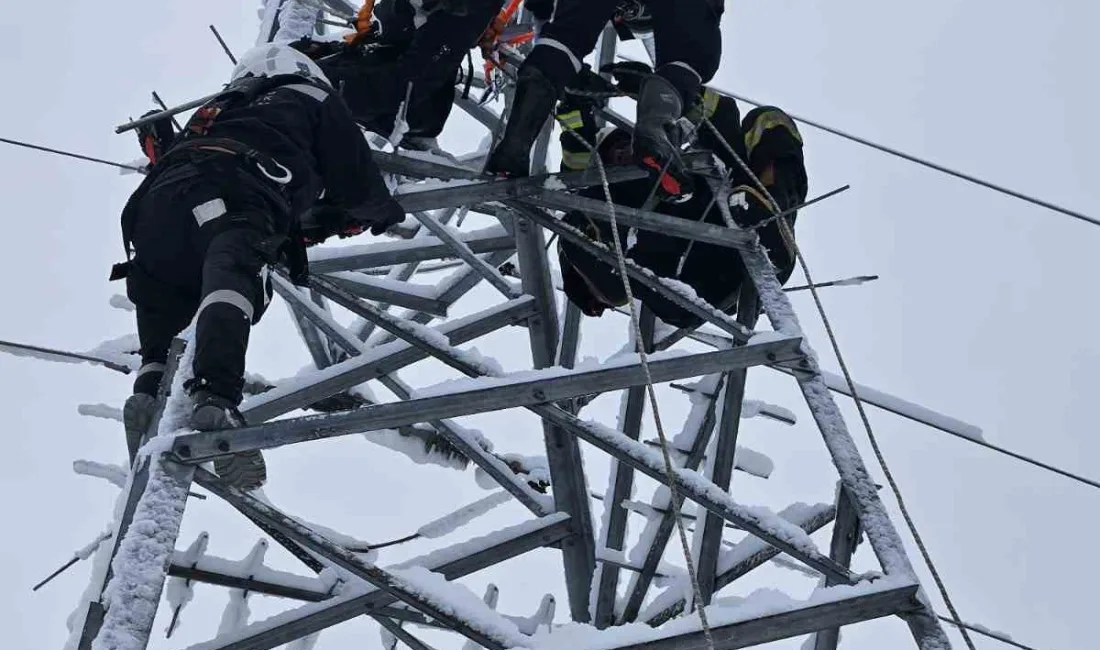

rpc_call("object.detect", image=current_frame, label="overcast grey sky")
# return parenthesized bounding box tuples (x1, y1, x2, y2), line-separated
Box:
(0, 2, 1097, 650)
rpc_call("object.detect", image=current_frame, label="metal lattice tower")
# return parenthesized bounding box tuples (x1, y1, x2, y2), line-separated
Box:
(52, 2, 970, 649)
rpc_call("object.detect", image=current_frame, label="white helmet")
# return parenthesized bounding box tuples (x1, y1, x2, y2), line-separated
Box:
(229, 42, 331, 88)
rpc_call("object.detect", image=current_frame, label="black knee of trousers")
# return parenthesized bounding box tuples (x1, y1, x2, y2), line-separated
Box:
(651, 0, 723, 85)
(126, 261, 201, 396)
(192, 228, 273, 404)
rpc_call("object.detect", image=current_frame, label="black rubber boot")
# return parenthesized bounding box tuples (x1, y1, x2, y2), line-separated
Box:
(123, 393, 158, 465)
(486, 66, 559, 178)
(633, 74, 693, 201)
(191, 389, 267, 492)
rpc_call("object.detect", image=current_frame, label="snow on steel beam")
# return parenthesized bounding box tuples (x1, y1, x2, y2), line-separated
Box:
(272, 273, 364, 358)
(370, 250, 518, 346)
(513, 206, 596, 624)
(712, 182, 952, 647)
(504, 201, 754, 343)
(644, 503, 836, 627)
(521, 191, 756, 250)
(391, 165, 646, 214)
(602, 582, 921, 650)
(409, 211, 521, 298)
(697, 289, 761, 605)
(620, 374, 725, 623)
(187, 514, 572, 650)
(374, 150, 484, 182)
(72, 340, 191, 650)
(535, 408, 855, 585)
(813, 488, 863, 650)
(307, 227, 515, 273)
(196, 470, 526, 650)
(166, 563, 330, 603)
(593, 313, 656, 628)
(171, 338, 803, 464)
(239, 296, 537, 423)
(320, 272, 451, 317)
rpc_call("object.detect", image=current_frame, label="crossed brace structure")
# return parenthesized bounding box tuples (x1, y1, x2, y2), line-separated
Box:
(66, 3, 955, 650)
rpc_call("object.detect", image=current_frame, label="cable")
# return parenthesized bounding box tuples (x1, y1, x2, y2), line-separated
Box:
(702, 116, 977, 650)
(938, 616, 1042, 650)
(555, 118, 717, 649)
(0, 136, 144, 172)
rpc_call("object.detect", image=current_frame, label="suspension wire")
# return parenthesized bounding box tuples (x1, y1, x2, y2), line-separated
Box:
(0, 136, 144, 172)
(555, 120, 717, 650)
(937, 616, 1042, 650)
(609, 57, 1098, 229)
(701, 117, 978, 650)
(208, 24, 238, 64)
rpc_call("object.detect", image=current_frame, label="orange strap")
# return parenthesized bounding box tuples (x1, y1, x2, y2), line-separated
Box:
(343, 0, 377, 45)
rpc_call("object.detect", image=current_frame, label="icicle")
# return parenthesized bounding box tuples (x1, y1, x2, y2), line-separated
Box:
(416, 491, 511, 539)
(165, 532, 210, 637)
(462, 584, 499, 650)
(73, 461, 128, 489)
(216, 539, 268, 636)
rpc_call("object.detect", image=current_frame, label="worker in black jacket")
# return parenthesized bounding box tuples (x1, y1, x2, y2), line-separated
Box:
(290, 0, 505, 148)
(555, 66, 807, 327)
(117, 43, 404, 490)
(487, 0, 724, 200)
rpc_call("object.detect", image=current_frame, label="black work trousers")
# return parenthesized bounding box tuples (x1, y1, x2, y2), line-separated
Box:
(527, 0, 724, 101)
(326, 0, 504, 138)
(125, 158, 279, 405)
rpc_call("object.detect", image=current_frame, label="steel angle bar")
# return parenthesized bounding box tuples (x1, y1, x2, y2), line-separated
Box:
(286, 298, 336, 368)
(535, 406, 854, 584)
(644, 504, 837, 627)
(195, 470, 520, 650)
(410, 211, 520, 298)
(520, 191, 755, 250)
(504, 201, 754, 343)
(606, 583, 920, 650)
(813, 488, 863, 650)
(189, 511, 572, 650)
(320, 273, 450, 317)
(376, 616, 439, 650)
(376, 373, 550, 516)
(173, 339, 802, 462)
(77, 339, 190, 650)
(697, 287, 760, 606)
(392, 165, 648, 214)
(240, 296, 536, 424)
(513, 202, 595, 623)
(166, 563, 330, 602)
(593, 311, 655, 628)
(307, 230, 515, 273)
(455, 91, 502, 131)
(374, 150, 483, 182)
(272, 273, 363, 358)
(620, 375, 725, 623)
(713, 180, 951, 648)
(367, 249, 517, 346)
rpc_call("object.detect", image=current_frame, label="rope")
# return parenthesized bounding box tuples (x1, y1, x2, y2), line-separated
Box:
(555, 120, 717, 648)
(700, 116, 978, 650)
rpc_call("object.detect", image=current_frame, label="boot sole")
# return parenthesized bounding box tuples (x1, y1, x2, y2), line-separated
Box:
(123, 393, 158, 463)
(214, 452, 268, 492)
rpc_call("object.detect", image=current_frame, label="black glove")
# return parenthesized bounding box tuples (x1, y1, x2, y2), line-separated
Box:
(347, 196, 406, 236)
(561, 65, 616, 113)
(600, 61, 652, 96)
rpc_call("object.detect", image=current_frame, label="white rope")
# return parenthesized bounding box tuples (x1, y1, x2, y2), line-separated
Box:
(557, 120, 717, 649)
(701, 116, 977, 650)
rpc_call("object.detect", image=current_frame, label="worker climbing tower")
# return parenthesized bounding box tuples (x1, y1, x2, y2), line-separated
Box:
(35, 2, 988, 649)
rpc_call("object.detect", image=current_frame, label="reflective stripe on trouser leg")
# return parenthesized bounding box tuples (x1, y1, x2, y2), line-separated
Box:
(133, 361, 167, 397)
(192, 228, 271, 405)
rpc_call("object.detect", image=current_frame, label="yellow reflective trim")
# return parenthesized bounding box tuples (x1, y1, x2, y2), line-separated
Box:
(562, 150, 592, 170)
(702, 89, 720, 119)
(744, 110, 802, 157)
(555, 110, 584, 131)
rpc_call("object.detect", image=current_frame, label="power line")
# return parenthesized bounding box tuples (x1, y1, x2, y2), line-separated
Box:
(717, 89, 1099, 229)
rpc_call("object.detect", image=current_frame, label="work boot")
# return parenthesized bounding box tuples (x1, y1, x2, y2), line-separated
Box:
(486, 66, 558, 178)
(123, 393, 157, 465)
(191, 390, 268, 492)
(633, 74, 694, 201)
